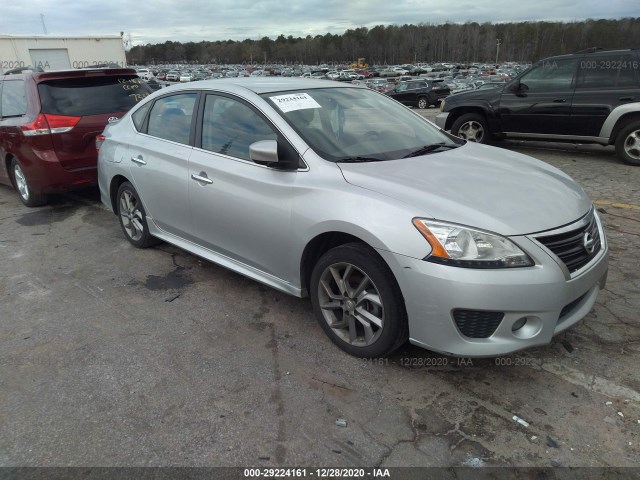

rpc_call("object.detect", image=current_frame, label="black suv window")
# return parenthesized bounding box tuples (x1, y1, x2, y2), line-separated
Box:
(576, 54, 639, 88)
(37, 76, 152, 116)
(519, 58, 579, 92)
(1, 80, 27, 117)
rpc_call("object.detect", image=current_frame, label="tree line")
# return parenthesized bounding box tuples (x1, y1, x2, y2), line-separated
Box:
(127, 18, 640, 66)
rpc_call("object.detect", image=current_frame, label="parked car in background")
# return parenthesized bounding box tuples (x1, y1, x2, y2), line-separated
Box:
(97, 78, 607, 358)
(145, 78, 162, 91)
(385, 79, 450, 108)
(436, 48, 640, 165)
(0, 67, 152, 206)
(166, 70, 180, 82)
(136, 68, 154, 80)
(179, 71, 193, 82)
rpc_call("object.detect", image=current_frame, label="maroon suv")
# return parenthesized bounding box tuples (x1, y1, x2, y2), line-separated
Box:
(0, 68, 152, 206)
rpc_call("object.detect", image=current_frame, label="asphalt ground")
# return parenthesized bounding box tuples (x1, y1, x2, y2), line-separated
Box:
(0, 109, 639, 474)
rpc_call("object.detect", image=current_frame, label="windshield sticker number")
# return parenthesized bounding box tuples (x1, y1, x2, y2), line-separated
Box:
(270, 93, 321, 113)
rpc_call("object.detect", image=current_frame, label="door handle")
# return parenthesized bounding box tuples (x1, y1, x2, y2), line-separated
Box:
(191, 173, 213, 184)
(130, 156, 147, 165)
(619, 96, 636, 101)
(552, 98, 567, 103)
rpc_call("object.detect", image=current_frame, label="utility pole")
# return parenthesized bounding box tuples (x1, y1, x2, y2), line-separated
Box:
(496, 38, 501, 66)
(40, 14, 48, 35)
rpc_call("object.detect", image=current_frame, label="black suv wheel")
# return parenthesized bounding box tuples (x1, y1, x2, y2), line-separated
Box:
(451, 113, 490, 143)
(615, 120, 640, 166)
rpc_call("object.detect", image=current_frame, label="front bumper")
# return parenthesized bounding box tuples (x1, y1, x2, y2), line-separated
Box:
(435, 112, 449, 130)
(377, 230, 608, 357)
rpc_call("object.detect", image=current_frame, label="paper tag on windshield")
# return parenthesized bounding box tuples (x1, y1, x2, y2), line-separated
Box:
(270, 93, 321, 113)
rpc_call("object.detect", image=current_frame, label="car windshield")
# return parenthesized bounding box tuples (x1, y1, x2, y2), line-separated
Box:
(263, 87, 461, 162)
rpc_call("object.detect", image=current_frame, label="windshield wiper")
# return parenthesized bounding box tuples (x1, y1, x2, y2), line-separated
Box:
(337, 156, 383, 163)
(402, 143, 459, 158)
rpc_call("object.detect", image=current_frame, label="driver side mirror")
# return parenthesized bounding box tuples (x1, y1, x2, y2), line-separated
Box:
(250, 140, 279, 164)
(509, 82, 529, 94)
(249, 140, 298, 170)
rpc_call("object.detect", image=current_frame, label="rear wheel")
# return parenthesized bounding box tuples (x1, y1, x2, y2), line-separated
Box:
(310, 243, 408, 358)
(615, 121, 640, 166)
(10, 159, 47, 207)
(116, 181, 160, 248)
(451, 113, 490, 143)
(417, 97, 428, 109)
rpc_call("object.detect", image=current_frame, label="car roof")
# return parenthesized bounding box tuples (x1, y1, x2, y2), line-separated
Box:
(161, 77, 358, 95)
(543, 48, 639, 62)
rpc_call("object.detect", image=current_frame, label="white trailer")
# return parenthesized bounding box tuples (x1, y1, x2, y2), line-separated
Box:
(0, 35, 127, 73)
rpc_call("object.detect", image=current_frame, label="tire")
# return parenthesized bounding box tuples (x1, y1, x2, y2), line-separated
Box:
(615, 120, 640, 166)
(417, 97, 428, 109)
(309, 243, 408, 358)
(116, 181, 160, 248)
(451, 113, 490, 143)
(10, 159, 47, 207)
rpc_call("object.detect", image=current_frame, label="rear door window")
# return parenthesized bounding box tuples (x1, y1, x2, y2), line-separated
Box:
(147, 93, 198, 144)
(37, 76, 152, 116)
(1, 80, 27, 117)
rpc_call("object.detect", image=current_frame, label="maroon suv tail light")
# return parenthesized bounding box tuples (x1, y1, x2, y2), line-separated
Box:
(21, 114, 81, 136)
(96, 134, 106, 151)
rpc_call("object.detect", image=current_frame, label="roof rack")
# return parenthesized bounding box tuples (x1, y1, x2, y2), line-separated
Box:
(573, 47, 639, 54)
(3, 66, 45, 75)
(573, 47, 604, 54)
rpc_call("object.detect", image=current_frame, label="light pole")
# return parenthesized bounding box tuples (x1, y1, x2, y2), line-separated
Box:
(496, 38, 501, 66)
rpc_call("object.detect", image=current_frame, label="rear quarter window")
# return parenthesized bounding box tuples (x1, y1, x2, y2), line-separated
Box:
(1, 80, 27, 117)
(37, 76, 152, 116)
(576, 54, 640, 88)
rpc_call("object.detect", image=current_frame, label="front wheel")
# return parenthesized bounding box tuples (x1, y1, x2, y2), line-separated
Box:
(451, 113, 490, 143)
(10, 159, 47, 207)
(615, 121, 640, 166)
(309, 243, 408, 358)
(116, 181, 160, 248)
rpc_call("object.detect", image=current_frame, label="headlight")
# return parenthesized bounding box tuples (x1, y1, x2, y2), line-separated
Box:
(412, 219, 533, 268)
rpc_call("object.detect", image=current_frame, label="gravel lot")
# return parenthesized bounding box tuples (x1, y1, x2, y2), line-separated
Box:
(0, 108, 638, 472)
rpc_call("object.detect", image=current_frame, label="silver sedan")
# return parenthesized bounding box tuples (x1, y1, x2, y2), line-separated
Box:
(97, 78, 608, 358)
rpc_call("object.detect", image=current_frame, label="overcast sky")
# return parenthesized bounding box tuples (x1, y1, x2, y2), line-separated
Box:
(1, 0, 637, 45)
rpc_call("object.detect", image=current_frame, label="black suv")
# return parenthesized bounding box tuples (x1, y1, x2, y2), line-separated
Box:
(385, 79, 450, 109)
(0, 67, 152, 206)
(435, 48, 640, 165)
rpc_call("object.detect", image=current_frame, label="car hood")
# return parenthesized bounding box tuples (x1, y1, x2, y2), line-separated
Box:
(337, 142, 592, 236)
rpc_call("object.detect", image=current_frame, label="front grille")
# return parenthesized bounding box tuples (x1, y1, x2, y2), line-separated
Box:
(535, 211, 601, 273)
(452, 309, 504, 338)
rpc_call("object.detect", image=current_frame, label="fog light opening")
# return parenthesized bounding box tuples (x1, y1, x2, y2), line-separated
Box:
(511, 316, 543, 339)
(512, 317, 527, 332)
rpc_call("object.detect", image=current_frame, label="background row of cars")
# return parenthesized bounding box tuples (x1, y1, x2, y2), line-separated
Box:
(136, 62, 526, 81)
(135, 62, 527, 105)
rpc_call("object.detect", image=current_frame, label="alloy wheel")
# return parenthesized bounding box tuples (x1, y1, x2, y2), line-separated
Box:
(458, 120, 485, 142)
(317, 262, 384, 347)
(119, 190, 145, 241)
(623, 128, 640, 161)
(13, 164, 30, 201)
